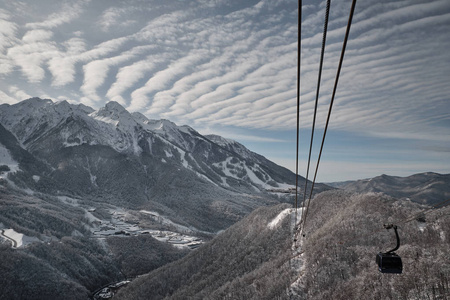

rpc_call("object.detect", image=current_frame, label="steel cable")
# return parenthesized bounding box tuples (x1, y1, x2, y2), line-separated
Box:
(300, 0, 331, 230)
(294, 0, 303, 227)
(300, 0, 358, 234)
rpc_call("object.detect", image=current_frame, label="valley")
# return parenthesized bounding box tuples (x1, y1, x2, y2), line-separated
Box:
(0, 191, 206, 251)
(90, 208, 204, 250)
(0, 0, 448, 297)
(0, 98, 448, 299)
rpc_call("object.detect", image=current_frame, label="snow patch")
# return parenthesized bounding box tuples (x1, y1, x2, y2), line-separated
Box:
(57, 196, 80, 207)
(178, 125, 193, 134)
(0, 228, 38, 248)
(91, 115, 120, 126)
(213, 157, 293, 190)
(140, 210, 160, 217)
(178, 149, 189, 168)
(85, 211, 102, 223)
(218, 176, 230, 187)
(268, 208, 293, 229)
(63, 141, 83, 147)
(289, 207, 306, 297)
(90, 174, 97, 186)
(164, 150, 173, 158)
(212, 157, 242, 179)
(418, 223, 426, 232)
(272, 182, 295, 190)
(244, 164, 264, 185)
(0, 144, 19, 174)
(2, 229, 23, 247)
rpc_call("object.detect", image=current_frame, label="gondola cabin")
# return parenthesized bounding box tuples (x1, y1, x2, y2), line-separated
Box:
(376, 252, 402, 274)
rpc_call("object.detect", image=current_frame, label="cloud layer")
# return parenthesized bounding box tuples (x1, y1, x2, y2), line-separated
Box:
(0, 0, 449, 180)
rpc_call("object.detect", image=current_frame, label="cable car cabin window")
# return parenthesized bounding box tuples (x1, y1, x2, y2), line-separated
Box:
(376, 252, 403, 274)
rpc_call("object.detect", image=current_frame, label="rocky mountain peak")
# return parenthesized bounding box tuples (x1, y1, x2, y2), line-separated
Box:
(131, 111, 150, 124)
(0, 97, 327, 202)
(20, 97, 52, 108)
(90, 101, 131, 121)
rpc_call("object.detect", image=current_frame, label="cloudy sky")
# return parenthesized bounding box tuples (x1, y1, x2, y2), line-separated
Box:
(0, 0, 449, 182)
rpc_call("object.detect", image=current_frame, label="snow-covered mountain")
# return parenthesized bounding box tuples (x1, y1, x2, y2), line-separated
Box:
(329, 172, 450, 205)
(1, 98, 448, 299)
(0, 97, 329, 231)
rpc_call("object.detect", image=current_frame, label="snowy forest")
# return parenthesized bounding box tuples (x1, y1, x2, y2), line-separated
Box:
(111, 190, 450, 299)
(299, 191, 450, 299)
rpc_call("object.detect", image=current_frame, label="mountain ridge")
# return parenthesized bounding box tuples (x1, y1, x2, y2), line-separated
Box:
(328, 172, 450, 205)
(0, 97, 330, 232)
(1, 98, 449, 299)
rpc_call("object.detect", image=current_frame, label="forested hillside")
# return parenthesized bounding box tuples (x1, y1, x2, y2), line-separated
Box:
(115, 204, 293, 300)
(114, 190, 450, 300)
(333, 173, 450, 205)
(0, 187, 188, 300)
(298, 190, 450, 299)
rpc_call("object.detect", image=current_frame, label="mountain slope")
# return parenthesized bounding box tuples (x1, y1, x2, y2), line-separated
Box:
(116, 189, 450, 300)
(298, 190, 450, 300)
(334, 173, 450, 205)
(0, 97, 330, 232)
(115, 204, 293, 300)
(0, 184, 188, 300)
(0, 122, 61, 194)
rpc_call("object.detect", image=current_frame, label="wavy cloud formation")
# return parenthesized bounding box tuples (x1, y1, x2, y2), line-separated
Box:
(0, 0, 449, 180)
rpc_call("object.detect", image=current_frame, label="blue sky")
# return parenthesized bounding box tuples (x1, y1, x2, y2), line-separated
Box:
(0, 0, 449, 182)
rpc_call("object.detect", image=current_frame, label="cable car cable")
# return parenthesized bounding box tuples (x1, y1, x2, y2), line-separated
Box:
(300, 0, 358, 234)
(288, 0, 446, 275)
(290, 198, 450, 262)
(301, 0, 331, 230)
(294, 0, 303, 228)
(287, 200, 450, 261)
(398, 197, 450, 225)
